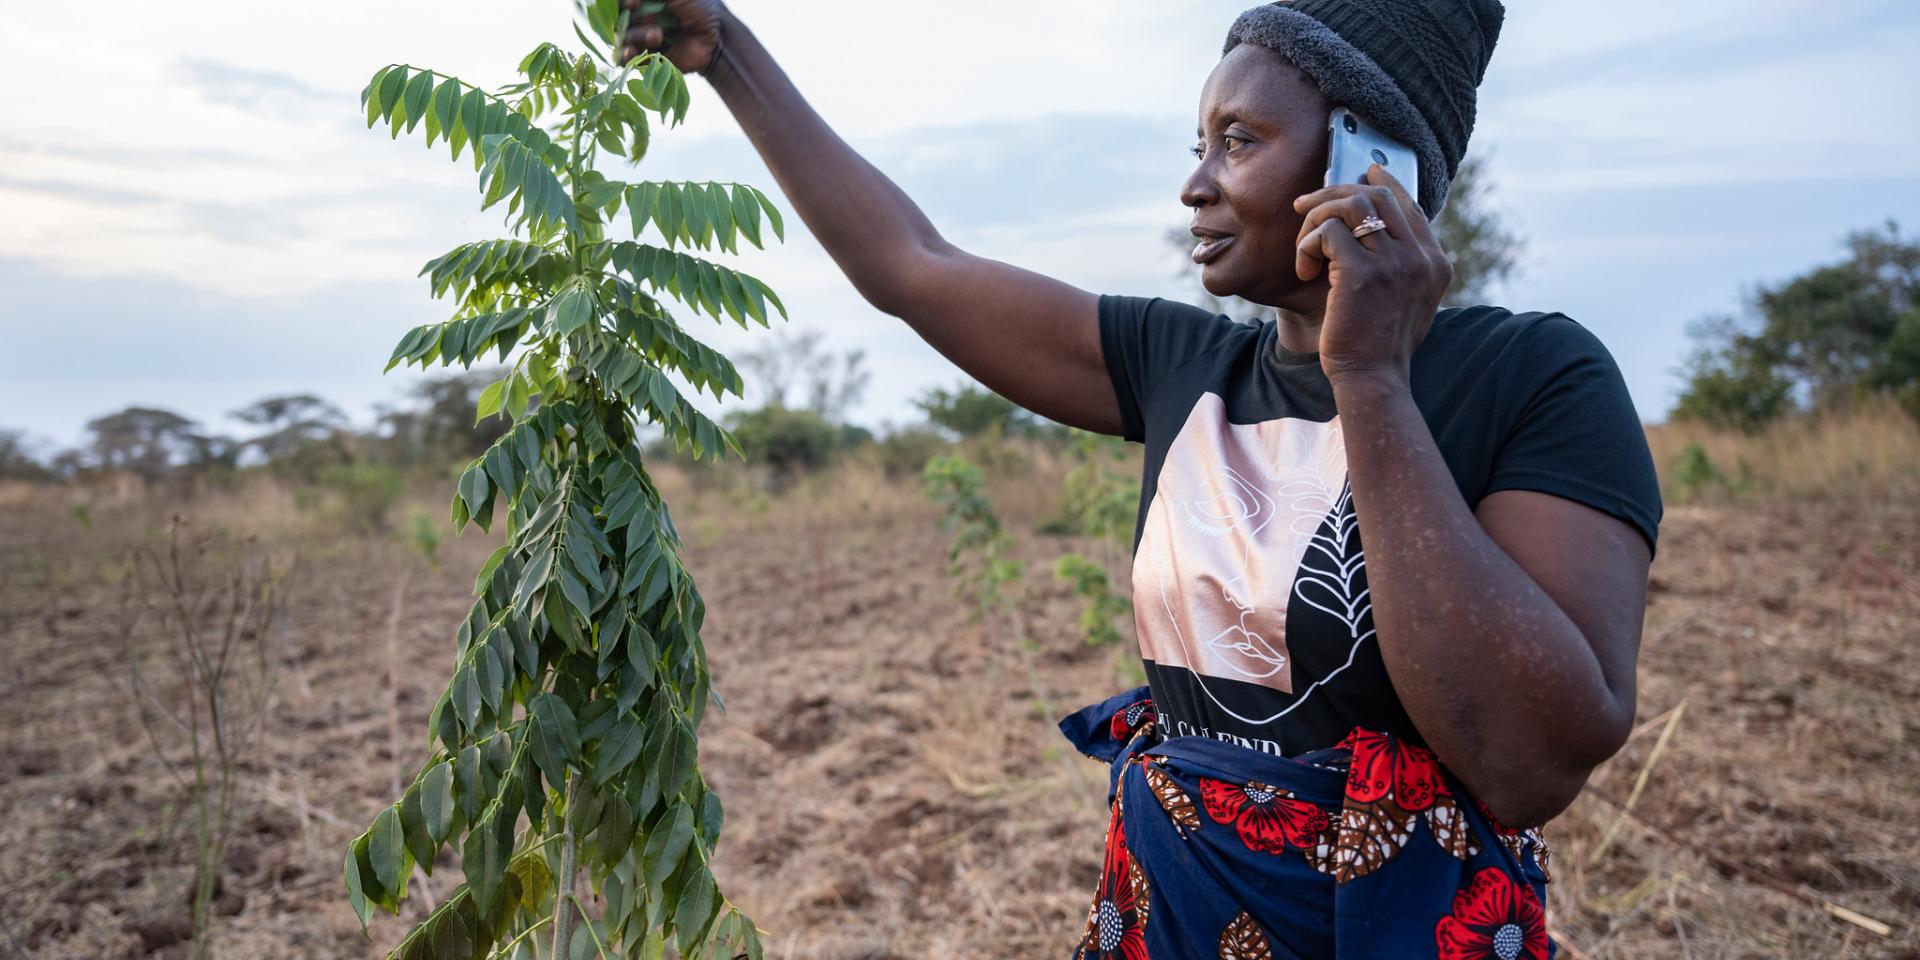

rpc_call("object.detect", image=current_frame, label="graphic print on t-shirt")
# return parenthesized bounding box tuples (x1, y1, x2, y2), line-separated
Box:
(1133, 392, 1376, 753)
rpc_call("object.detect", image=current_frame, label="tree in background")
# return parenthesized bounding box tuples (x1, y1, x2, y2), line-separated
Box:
(0, 429, 54, 483)
(915, 383, 1034, 439)
(731, 328, 869, 421)
(374, 369, 517, 467)
(724, 405, 842, 479)
(79, 407, 203, 482)
(723, 329, 871, 480)
(231, 394, 352, 473)
(1168, 153, 1523, 316)
(1433, 155, 1523, 306)
(1675, 221, 1919, 430)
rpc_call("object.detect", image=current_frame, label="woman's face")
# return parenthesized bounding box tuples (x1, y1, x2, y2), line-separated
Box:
(1183, 45, 1333, 311)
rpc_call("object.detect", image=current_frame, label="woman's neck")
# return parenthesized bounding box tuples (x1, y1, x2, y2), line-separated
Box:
(1275, 304, 1324, 356)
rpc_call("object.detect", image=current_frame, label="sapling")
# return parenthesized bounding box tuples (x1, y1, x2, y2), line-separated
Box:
(343, 1, 785, 956)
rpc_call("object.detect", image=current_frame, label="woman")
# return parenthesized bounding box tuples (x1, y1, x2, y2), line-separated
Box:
(624, 0, 1661, 956)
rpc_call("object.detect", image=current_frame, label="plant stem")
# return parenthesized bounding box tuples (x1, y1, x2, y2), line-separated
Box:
(488, 914, 552, 960)
(551, 770, 579, 959)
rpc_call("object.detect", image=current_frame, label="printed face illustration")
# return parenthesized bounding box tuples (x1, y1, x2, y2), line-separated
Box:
(1133, 394, 1362, 723)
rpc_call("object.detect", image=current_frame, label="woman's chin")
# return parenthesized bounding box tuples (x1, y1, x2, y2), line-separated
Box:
(1202, 269, 1280, 308)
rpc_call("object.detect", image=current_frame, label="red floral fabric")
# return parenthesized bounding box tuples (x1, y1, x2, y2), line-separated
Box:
(1111, 698, 1158, 742)
(1075, 800, 1152, 960)
(1434, 867, 1550, 960)
(1199, 777, 1333, 856)
(1319, 728, 1487, 881)
(1340, 728, 1446, 812)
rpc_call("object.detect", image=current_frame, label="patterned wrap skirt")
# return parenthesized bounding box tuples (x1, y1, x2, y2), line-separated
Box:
(1060, 687, 1555, 960)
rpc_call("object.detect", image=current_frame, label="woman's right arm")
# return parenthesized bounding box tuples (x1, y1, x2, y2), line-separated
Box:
(621, 1, 1124, 436)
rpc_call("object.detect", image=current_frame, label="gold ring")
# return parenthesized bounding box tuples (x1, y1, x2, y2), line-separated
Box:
(1352, 216, 1388, 239)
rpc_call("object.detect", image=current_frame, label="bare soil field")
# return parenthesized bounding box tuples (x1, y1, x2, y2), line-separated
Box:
(1, 469, 1914, 959)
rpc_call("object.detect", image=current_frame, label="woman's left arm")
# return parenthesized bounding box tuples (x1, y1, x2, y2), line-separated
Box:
(1295, 168, 1652, 828)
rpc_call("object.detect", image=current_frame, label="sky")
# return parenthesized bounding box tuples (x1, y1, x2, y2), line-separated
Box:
(1, 0, 1917, 454)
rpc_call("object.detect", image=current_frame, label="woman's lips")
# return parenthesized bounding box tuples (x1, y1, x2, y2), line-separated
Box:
(1192, 234, 1236, 265)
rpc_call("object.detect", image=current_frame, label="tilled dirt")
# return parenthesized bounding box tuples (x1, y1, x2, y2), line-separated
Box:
(0, 480, 1913, 959)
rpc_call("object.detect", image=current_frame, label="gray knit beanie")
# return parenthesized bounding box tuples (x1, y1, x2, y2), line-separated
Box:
(1223, 0, 1504, 218)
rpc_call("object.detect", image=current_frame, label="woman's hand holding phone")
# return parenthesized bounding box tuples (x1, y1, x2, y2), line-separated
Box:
(1291, 165, 1453, 387)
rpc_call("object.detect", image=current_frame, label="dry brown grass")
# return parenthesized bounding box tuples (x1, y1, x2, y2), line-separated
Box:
(1647, 396, 1920, 505)
(1, 431, 1915, 958)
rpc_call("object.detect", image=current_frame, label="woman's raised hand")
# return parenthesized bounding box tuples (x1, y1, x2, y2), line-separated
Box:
(618, 0, 728, 75)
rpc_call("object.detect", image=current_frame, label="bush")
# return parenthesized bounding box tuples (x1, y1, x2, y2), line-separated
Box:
(1668, 442, 1750, 502)
(874, 427, 948, 479)
(915, 384, 1034, 439)
(726, 406, 845, 484)
(314, 462, 405, 534)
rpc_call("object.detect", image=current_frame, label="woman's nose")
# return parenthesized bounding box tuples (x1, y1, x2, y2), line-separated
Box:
(1180, 163, 1219, 210)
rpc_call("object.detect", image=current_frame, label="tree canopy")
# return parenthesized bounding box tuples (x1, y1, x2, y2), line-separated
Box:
(1675, 221, 1919, 430)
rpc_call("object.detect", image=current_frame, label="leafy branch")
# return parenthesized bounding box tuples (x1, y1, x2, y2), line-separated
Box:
(340, 1, 779, 957)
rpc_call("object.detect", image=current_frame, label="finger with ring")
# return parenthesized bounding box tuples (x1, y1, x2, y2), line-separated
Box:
(1297, 192, 1389, 252)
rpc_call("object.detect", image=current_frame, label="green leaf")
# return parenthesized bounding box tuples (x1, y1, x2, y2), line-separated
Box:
(655, 715, 696, 800)
(701, 788, 725, 840)
(576, 697, 618, 743)
(510, 852, 555, 912)
(455, 744, 485, 821)
(475, 641, 504, 715)
(593, 718, 645, 786)
(369, 804, 407, 897)
(399, 785, 436, 875)
(344, 838, 375, 935)
(757, 190, 785, 241)
(730, 184, 763, 249)
(452, 661, 481, 730)
(641, 802, 694, 887)
(551, 286, 596, 336)
(529, 693, 582, 782)
(462, 814, 507, 913)
(592, 795, 636, 869)
(363, 66, 390, 126)
(475, 379, 506, 423)
(556, 558, 597, 619)
(474, 545, 510, 598)
(672, 861, 718, 951)
(458, 462, 490, 516)
(422, 760, 456, 844)
(459, 88, 486, 162)
(402, 69, 433, 134)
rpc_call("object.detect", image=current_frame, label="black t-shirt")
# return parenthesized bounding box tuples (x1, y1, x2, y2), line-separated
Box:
(1099, 295, 1662, 757)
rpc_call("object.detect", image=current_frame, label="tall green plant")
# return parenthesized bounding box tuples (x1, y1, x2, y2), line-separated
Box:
(343, 2, 784, 957)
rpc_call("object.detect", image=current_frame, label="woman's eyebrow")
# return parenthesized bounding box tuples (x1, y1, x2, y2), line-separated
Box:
(1196, 111, 1242, 139)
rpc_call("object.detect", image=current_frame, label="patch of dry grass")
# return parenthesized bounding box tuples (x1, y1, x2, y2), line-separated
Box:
(1647, 396, 1920, 504)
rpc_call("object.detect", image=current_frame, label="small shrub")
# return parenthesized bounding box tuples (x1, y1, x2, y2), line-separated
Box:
(316, 462, 405, 534)
(1669, 442, 1751, 502)
(405, 510, 443, 569)
(1054, 552, 1130, 647)
(923, 456, 1024, 618)
(726, 405, 843, 485)
(874, 427, 948, 480)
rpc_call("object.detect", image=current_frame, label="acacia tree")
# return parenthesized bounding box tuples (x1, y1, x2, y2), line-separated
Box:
(344, 2, 784, 957)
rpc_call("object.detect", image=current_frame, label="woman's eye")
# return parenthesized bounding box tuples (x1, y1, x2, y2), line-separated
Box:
(1189, 141, 1206, 160)
(1223, 135, 1248, 152)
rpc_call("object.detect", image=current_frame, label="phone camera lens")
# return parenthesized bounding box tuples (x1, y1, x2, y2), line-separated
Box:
(1370, 148, 1388, 165)
(1343, 114, 1358, 134)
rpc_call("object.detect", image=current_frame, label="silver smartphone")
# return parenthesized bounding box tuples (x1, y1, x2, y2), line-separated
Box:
(1324, 107, 1418, 197)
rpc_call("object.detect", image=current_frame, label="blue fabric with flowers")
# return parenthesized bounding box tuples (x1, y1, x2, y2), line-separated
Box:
(1060, 687, 1556, 960)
